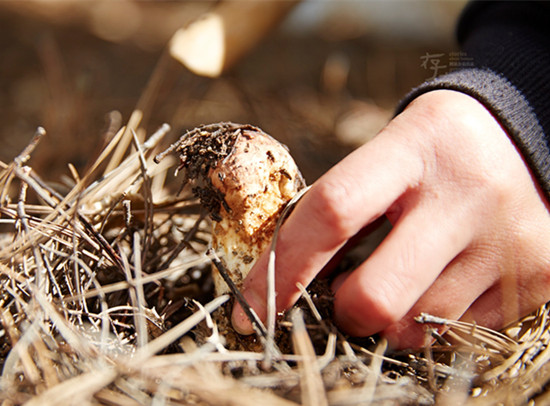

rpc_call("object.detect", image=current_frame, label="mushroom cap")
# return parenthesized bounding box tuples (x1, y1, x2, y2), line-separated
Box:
(210, 129, 304, 244)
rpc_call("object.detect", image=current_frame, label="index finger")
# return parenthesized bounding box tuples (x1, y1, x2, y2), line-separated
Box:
(231, 116, 426, 334)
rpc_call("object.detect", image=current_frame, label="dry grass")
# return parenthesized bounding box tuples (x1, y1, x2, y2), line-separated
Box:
(0, 116, 549, 406)
(0, 70, 549, 404)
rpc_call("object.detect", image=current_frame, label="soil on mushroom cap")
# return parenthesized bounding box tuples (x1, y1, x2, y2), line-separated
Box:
(159, 122, 269, 221)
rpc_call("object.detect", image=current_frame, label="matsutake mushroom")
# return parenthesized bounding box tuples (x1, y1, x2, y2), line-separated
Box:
(156, 122, 305, 295)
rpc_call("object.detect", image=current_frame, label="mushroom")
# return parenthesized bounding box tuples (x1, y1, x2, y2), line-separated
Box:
(157, 123, 305, 295)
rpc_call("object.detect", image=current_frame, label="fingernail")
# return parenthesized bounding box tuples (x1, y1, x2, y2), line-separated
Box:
(231, 303, 255, 335)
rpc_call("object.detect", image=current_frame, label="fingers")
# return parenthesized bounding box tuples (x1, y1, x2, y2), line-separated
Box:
(380, 249, 500, 348)
(318, 217, 390, 279)
(462, 258, 550, 331)
(332, 190, 476, 340)
(380, 227, 550, 349)
(231, 124, 426, 334)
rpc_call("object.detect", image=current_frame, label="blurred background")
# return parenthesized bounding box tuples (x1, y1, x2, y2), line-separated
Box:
(0, 0, 467, 183)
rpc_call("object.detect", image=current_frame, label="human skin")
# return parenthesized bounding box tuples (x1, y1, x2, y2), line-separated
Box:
(231, 89, 550, 349)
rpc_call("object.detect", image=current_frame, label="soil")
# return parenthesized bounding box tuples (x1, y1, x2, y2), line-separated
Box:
(157, 122, 257, 220)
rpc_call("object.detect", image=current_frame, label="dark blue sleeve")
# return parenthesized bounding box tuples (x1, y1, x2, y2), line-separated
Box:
(397, 1, 550, 202)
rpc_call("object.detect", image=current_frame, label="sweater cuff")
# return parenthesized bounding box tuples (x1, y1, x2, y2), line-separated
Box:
(395, 68, 550, 202)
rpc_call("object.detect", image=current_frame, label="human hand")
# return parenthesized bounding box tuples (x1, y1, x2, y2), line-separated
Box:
(231, 89, 550, 348)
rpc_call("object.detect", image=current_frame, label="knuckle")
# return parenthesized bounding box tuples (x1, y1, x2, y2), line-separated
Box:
(337, 286, 401, 336)
(362, 286, 403, 327)
(309, 179, 356, 241)
(488, 170, 516, 200)
(471, 165, 515, 209)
